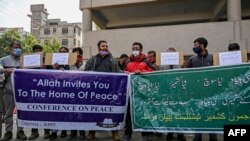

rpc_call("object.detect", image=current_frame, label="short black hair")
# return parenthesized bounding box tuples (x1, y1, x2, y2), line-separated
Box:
(167, 47, 176, 52)
(148, 51, 156, 57)
(97, 40, 107, 48)
(132, 42, 143, 50)
(72, 47, 83, 55)
(194, 37, 208, 48)
(9, 42, 21, 48)
(59, 46, 69, 52)
(119, 54, 128, 59)
(228, 43, 240, 51)
(32, 44, 43, 52)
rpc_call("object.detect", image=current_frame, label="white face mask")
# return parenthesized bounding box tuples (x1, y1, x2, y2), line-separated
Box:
(132, 50, 140, 57)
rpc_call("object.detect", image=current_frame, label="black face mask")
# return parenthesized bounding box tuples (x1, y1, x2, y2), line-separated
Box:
(193, 47, 202, 54)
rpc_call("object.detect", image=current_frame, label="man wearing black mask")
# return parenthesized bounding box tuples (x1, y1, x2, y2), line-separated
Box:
(186, 37, 217, 141)
(187, 37, 213, 67)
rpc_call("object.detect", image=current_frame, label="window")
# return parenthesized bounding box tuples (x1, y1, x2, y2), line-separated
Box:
(73, 38, 76, 45)
(78, 29, 81, 36)
(62, 27, 68, 34)
(44, 28, 50, 35)
(77, 28, 81, 36)
(44, 40, 49, 45)
(62, 39, 68, 45)
(53, 28, 56, 33)
(32, 29, 39, 35)
(74, 27, 76, 33)
(49, 22, 58, 26)
(74, 27, 81, 36)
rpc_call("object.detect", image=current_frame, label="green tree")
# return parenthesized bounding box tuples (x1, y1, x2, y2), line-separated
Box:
(42, 39, 60, 53)
(0, 30, 21, 57)
(21, 36, 61, 54)
(21, 34, 38, 53)
(0, 30, 61, 58)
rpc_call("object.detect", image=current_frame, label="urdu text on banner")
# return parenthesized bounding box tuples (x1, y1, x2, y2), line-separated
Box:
(131, 63, 250, 133)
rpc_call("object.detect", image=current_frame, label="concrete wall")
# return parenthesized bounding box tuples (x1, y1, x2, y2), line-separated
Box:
(83, 20, 250, 58)
(242, 20, 250, 50)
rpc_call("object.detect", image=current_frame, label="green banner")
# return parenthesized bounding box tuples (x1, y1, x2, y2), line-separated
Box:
(131, 63, 250, 133)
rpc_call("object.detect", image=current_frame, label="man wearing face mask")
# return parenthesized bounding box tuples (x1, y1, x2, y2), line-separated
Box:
(187, 37, 213, 68)
(124, 42, 154, 73)
(84, 40, 121, 141)
(84, 40, 120, 73)
(0, 42, 27, 141)
(122, 42, 154, 141)
(186, 37, 217, 141)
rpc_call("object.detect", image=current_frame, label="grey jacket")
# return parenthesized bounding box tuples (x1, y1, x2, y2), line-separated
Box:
(0, 55, 20, 94)
(187, 51, 213, 68)
(84, 53, 121, 72)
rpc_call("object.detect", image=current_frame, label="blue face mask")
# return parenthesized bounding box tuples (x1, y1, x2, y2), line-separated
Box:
(12, 48, 22, 56)
(193, 47, 202, 54)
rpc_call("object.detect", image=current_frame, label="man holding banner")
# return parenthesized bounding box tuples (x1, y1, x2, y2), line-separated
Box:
(122, 42, 154, 141)
(0, 42, 27, 141)
(27, 44, 51, 140)
(84, 40, 121, 141)
(68, 47, 86, 140)
(187, 37, 217, 141)
(161, 47, 186, 141)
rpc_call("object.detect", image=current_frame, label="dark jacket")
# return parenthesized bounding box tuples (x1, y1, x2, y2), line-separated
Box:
(84, 53, 121, 72)
(187, 50, 213, 68)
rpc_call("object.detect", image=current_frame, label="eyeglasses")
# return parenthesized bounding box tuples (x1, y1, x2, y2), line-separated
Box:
(59, 51, 67, 53)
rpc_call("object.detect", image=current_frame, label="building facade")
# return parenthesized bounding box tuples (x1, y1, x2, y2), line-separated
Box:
(80, 0, 250, 58)
(0, 27, 28, 38)
(30, 4, 82, 50)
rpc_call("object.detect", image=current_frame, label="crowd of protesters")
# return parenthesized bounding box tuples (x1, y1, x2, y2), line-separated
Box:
(0, 37, 243, 141)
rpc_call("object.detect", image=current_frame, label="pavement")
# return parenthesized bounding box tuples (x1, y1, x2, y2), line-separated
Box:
(1, 114, 224, 141)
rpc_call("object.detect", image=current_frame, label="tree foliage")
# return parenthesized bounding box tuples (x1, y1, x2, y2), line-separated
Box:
(0, 30, 21, 57)
(42, 39, 60, 53)
(21, 34, 38, 53)
(0, 30, 61, 58)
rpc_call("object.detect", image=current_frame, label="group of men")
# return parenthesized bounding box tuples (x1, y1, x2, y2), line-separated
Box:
(0, 37, 241, 141)
(0, 43, 87, 141)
